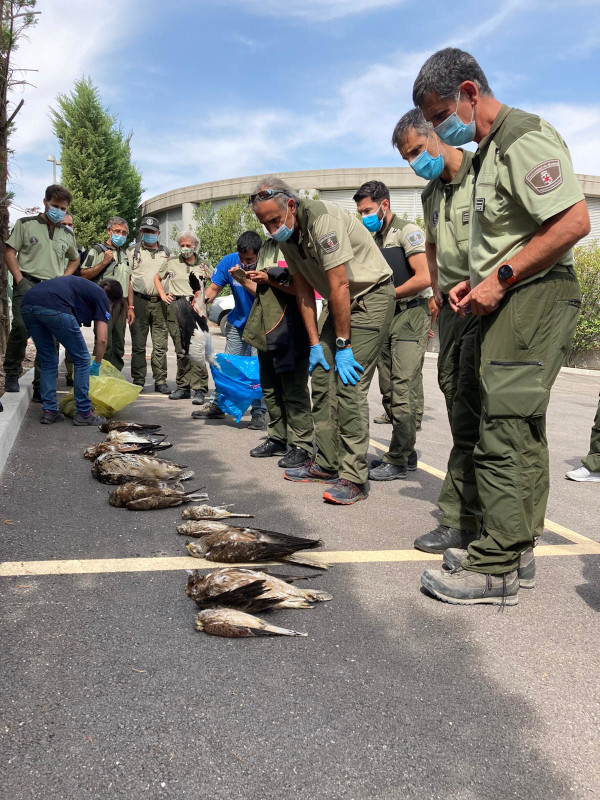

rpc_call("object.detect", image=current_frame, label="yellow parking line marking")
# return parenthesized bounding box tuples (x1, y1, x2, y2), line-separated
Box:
(370, 438, 598, 547)
(1, 542, 599, 578)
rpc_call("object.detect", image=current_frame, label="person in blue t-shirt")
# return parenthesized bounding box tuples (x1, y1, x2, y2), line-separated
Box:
(192, 230, 267, 429)
(21, 276, 124, 426)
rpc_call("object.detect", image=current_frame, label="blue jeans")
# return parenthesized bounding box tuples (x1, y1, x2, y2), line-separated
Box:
(21, 305, 92, 415)
(209, 321, 266, 414)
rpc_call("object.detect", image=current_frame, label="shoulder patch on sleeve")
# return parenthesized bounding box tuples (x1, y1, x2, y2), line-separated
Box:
(524, 159, 563, 195)
(317, 232, 340, 254)
(406, 231, 425, 247)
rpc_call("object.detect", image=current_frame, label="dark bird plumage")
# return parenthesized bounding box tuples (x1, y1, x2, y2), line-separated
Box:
(109, 482, 207, 509)
(91, 452, 194, 484)
(195, 608, 307, 638)
(99, 421, 162, 433)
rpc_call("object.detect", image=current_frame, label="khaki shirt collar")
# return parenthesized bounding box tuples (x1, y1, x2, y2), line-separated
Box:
(478, 104, 512, 153)
(449, 149, 475, 186)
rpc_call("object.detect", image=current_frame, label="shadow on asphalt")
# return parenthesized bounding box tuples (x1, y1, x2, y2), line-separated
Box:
(575, 554, 600, 612)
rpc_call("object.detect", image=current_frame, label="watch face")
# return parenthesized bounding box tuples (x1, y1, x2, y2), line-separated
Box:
(499, 264, 513, 279)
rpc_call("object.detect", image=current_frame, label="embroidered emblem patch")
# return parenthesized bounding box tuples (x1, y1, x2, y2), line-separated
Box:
(29, 236, 39, 245)
(406, 231, 425, 247)
(475, 197, 486, 212)
(318, 232, 339, 254)
(432, 210, 439, 228)
(462, 210, 470, 224)
(525, 159, 563, 195)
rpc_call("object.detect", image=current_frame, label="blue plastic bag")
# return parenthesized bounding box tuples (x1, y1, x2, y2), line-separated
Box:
(210, 353, 263, 423)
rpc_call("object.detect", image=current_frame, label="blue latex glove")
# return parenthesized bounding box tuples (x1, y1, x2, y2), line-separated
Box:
(309, 344, 330, 375)
(335, 347, 364, 385)
(89, 360, 101, 376)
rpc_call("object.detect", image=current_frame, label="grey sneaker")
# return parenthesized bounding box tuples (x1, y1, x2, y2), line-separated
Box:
(192, 390, 205, 405)
(373, 411, 391, 424)
(421, 566, 519, 606)
(73, 410, 107, 426)
(248, 412, 266, 430)
(191, 401, 224, 419)
(443, 546, 536, 589)
(41, 410, 65, 425)
(565, 465, 600, 482)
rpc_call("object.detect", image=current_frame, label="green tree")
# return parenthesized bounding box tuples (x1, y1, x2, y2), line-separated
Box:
(569, 241, 600, 364)
(50, 77, 142, 248)
(185, 198, 263, 268)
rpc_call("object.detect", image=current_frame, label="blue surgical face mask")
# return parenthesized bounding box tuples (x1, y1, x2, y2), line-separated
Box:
(142, 233, 158, 245)
(46, 206, 66, 224)
(409, 136, 444, 181)
(434, 92, 476, 146)
(271, 206, 294, 243)
(111, 233, 127, 248)
(362, 203, 384, 233)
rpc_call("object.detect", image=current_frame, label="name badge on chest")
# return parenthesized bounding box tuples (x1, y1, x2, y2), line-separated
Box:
(474, 197, 485, 213)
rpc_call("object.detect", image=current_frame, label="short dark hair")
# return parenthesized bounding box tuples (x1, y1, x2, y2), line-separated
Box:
(45, 184, 72, 204)
(237, 230, 262, 255)
(412, 47, 493, 108)
(391, 108, 432, 153)
(99, 278, 127, 321)
(352, 180, 390, 205)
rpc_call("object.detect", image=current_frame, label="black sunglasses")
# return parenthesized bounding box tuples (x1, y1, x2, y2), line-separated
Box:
(248, 189, 291, 205)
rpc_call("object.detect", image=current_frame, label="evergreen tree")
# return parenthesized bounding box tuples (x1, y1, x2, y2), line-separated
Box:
(182, 198, 263, 268)
(50, 77, 142, 247)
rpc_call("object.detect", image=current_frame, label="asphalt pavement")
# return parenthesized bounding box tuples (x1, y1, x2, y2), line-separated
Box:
(1, 331, 599, 800)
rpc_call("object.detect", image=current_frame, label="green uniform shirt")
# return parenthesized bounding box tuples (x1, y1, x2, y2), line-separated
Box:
(280, 199, 392, 301)
(128, 243, 170, 295)
(422, 150, 474, 294)
(7, 215, 78, 280)
(81, 243, 131, 295)
(375, 213, 431, 301)
(470, 104, 584, 287)
(157, 254, 211, 297)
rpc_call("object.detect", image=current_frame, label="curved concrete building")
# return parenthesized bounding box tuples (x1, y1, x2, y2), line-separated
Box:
(140, 167, 600, 251)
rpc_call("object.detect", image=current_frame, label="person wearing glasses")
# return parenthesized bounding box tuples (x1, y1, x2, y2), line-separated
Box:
(250, 177, 394, 505)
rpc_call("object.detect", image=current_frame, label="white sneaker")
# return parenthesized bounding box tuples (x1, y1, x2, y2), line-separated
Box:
(565, 465, 600, 482)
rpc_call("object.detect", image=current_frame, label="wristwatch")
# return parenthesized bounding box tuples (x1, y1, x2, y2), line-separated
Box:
(498, 263, 517, 286)
(335, 337, 351, 349)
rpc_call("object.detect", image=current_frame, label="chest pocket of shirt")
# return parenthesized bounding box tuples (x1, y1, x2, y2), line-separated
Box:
(474, 172, 510, 231)
(454, 204, 470, 243)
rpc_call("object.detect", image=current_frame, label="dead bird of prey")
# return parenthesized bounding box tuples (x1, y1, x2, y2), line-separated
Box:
(195, 608, 307, 638)
(181, 505, 253, 521)
(109, 482, 207, 509)
(186, 567, 332, 611)
(100, 420, 162, 433)
(91, 452, 194, 484)
(84, 440, 172, 460)
(178, 520, 234, 537)
(105, 430, 170, 446)
(185, 526, 329, 569)
(175, 287, 214, 370)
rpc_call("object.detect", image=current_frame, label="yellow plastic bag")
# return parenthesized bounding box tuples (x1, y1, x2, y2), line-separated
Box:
(59, 359, 142, 418)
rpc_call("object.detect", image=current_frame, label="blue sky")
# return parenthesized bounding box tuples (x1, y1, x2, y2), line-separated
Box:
(8, 0, 600, 218)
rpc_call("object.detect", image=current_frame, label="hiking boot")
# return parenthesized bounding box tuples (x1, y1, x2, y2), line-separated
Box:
(414, 524, 476, 554)
(191, 401, 224, 419)
(192, 390, 205, 405)
(155, 383, 170, 394)
(565, 465, 600, 483)
(66, 376, 74, 387)
(421, 566, 519, 606)
(371, 450, 417, 472)
(443, 546, 536, 589)
(278, 447, 312, 469)
(41, 410, 65, 425)
(322, 478, 368, 505)
(32, 388, 42, 403)
(284, 459, 338, 483)
(373, 411, 391, 424)
(250, 438, 287, 458)
(248, 412, 266, 430)
(73, 410, 107, 426)
(368, 462, 407, 481)
(4, 375, 19, 392)
(169, 387, 191, 400)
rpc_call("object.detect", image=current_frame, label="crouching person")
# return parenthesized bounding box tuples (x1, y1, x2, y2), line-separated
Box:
(242, 237, 314, 468)
(21, 276, 124, 426)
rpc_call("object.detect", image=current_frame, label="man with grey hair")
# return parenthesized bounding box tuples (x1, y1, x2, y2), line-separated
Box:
(413, 48, 590, 606)
(153, 230, 212, 402)
(251, 176, 395, 505)
(80, 215, 133, 371)
(392, 107, 481, 556)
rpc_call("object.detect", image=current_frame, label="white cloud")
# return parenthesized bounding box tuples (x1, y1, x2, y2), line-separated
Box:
(528, 103, 600, 175)
(233, 0, 406, 20)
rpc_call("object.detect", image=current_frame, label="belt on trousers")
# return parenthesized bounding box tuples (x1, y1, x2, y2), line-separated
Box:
(133, 290, 160, 302)
(395, 297, 428, 314)
(20, 273, 43, 285)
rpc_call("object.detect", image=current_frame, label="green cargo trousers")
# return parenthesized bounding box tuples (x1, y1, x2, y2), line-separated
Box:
(464, 268, 581, 575)
(436, 303, 482, 533)
(383, 303, 431, 467)
(259, 353, 314, 452)
(377, 337, 425, 425)
(3, 276, 46, 390)
(130, 294, 168, 385)
(311, 281, 395, 484)
(582, 394, 600, 473)
(165, 301, 208, 392)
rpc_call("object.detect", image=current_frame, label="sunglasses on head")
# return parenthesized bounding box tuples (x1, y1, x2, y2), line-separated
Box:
(248, 189, 291, 205)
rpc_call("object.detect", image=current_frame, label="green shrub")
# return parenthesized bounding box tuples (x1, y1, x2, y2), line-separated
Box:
(571, 242, 600, 357)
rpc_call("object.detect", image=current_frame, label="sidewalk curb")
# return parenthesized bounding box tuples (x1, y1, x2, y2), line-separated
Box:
(0, 348, 65, 477)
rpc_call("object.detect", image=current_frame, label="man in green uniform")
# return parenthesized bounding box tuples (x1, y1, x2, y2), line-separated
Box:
(80, 216, 134, 371)
(242, 237, 314, 468)
(153, 230, 211, 403)
(3, 184, 80, 399)
(414, 47, 590, 605)
(353, 180, 431, 481)
(391, 108, 483, 553)
(565, 394, 600, 482)
(128, 216, 171, 393)
(251, 176, 394, 505)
